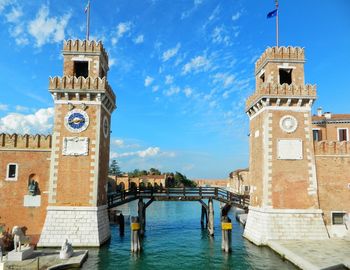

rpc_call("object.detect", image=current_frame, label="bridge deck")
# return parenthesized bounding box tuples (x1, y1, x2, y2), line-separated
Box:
(107, 187, 249, 209)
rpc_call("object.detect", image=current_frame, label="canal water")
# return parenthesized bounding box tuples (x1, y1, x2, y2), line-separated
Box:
(82, 201, 297, 269)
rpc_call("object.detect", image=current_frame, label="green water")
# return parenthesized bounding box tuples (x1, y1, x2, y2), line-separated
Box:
(82, 201, 297, 269)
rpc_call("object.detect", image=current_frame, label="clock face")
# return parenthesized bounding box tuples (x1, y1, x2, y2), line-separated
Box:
(279, 115, 298, 133)
(64, 109, 89, 133)
(103, 116, 109, 138)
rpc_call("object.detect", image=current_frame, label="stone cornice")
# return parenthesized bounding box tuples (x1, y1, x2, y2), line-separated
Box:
(49, 76, 116, 113)
(246, 83, 316, 112)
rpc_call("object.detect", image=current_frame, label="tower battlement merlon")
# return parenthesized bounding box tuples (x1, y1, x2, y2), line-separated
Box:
(314, 141, 350, 156)
(255, 46, 305, 74)
(0, 133, 52, 150)
(62, 39, 108, 65)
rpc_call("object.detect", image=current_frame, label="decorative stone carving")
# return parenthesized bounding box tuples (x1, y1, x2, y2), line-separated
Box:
(62, 137, 89, 156)
(11, 226, 30, 252)
(59, 239, 73, 259)
(279, 115, 298, 133)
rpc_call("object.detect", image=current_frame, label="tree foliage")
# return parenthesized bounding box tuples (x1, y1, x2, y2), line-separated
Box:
(109, 160, 122, 176)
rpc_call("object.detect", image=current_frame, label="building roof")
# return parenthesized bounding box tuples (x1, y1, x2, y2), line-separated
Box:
(312, 114, 350, 124)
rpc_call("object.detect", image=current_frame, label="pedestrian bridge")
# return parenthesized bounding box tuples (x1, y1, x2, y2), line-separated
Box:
(107, 187, 249, 210)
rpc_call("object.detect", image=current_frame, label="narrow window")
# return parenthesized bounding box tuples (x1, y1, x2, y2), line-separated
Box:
(332, 212, 346, 225)
(313, 130, 322, 141)
(279, 68, 292, 85)
(6, 163, 18, 180)
(74, 61, 89, 78)
(259, 73, 265, 83)
(338, 128, 348, 141)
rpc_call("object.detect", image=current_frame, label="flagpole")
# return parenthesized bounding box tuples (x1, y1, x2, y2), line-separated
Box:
(275, 0, 279, 47)
(86, 0, 90, 40)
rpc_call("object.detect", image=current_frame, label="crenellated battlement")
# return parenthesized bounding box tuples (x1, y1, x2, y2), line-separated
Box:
(314, 141, 350, 156)
(0, 133, 52, 150)
(246, 83, 316, 111)
(63, 39, 108, 62)
(255, 46, 305, 72)
(49, 76, 116, 102)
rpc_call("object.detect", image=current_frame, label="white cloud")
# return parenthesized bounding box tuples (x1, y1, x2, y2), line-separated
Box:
(28, 5, 71, 47)
(109, 57, 116, 68)
(208, 5, 220, 21)
(182, 55, 211, 75)
(113, 139, 124, 147)
(212, 26, 230, 46)
(112, 21, 132, 45)
(165, 75, 174, 85)
(152, 85, 159, 92)
(6, 7, 22, 23)
(144, 76, 154, 87)
(162, 43, 181, 62)
(0, 0, 10, 12)
(213, 73, 235, 88)
(133, 34, 144, 44)
(164, 86, 180, 96)
(183, 87, 193, 97)
(0, 104, 9, 111)
(15, 105, 29, 112)
(0, 107, 54, 134)
(232, 11, 241, 21)
(111, 147, 161, 158)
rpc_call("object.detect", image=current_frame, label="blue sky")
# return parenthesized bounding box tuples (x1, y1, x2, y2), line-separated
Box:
(0, 0, 349, 179)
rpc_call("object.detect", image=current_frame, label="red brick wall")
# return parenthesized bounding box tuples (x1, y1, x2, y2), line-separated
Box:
(0, 150, 50, 236)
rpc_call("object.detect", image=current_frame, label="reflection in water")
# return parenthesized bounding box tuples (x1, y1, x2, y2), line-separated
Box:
(82, 201, 297, 270)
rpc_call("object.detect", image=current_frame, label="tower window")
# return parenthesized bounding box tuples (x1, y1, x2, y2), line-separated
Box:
(74, 61, 89, 78)
(6, 163, 18, 181)
(259, 73, 265, 83)
(279, 68, 292, 85)
(338, 128, 348, 141)
(312, 129, 322, 141)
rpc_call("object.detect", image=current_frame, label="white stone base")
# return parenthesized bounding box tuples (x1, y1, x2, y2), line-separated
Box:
(7, 246, 33, 261)
(243, 206, 329, 245)
(38, 205, 110, 247)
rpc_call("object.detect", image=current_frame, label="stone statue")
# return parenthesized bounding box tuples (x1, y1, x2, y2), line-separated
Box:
(11, 226, 30, 252)
(28, 180, 38, 196)
(59, 239, 73, 259)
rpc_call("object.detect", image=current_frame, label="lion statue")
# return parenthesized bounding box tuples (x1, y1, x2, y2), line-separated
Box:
(11, 226, 30, 252)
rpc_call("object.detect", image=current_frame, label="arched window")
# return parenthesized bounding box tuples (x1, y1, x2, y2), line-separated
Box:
(6, 163, 18, 181)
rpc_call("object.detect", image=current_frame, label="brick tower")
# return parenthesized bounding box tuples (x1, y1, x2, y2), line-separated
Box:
(38, 40, 116, 247)
(243, 47, 328, 245)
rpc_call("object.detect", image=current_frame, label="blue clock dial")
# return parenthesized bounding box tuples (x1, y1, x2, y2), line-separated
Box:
(64, 109, 89, 133)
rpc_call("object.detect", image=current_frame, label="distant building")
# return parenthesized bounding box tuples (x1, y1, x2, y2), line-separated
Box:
(112, 174, 166, 190)
(194, 179, 229, 187)
(228, 169, 249, 194)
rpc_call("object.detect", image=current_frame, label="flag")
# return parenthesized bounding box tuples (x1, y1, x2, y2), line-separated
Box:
(84, 1, 90, 13)
(267, 9, 277, 19)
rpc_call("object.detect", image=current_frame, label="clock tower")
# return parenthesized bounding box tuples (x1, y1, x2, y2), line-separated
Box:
(243, 47, 328, 245)
(38, 40, 116, 247)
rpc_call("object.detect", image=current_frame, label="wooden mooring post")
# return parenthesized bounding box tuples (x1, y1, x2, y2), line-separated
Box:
(200, 205, 208, 228)
(131, 216, 141, 252)
(138, 198, 146, 236)
(221, 216, 232, 253)
(208, 198, 214, 236)
(118, 213, 125, 236)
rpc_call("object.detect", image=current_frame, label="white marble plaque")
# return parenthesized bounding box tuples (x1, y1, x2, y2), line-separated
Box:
(23, 195, 41, 207)
(277, 139, 303, 160)
(62, 137, 89, 156)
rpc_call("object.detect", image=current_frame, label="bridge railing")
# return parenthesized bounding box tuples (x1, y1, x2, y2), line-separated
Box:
(108, 187, 249, 208)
